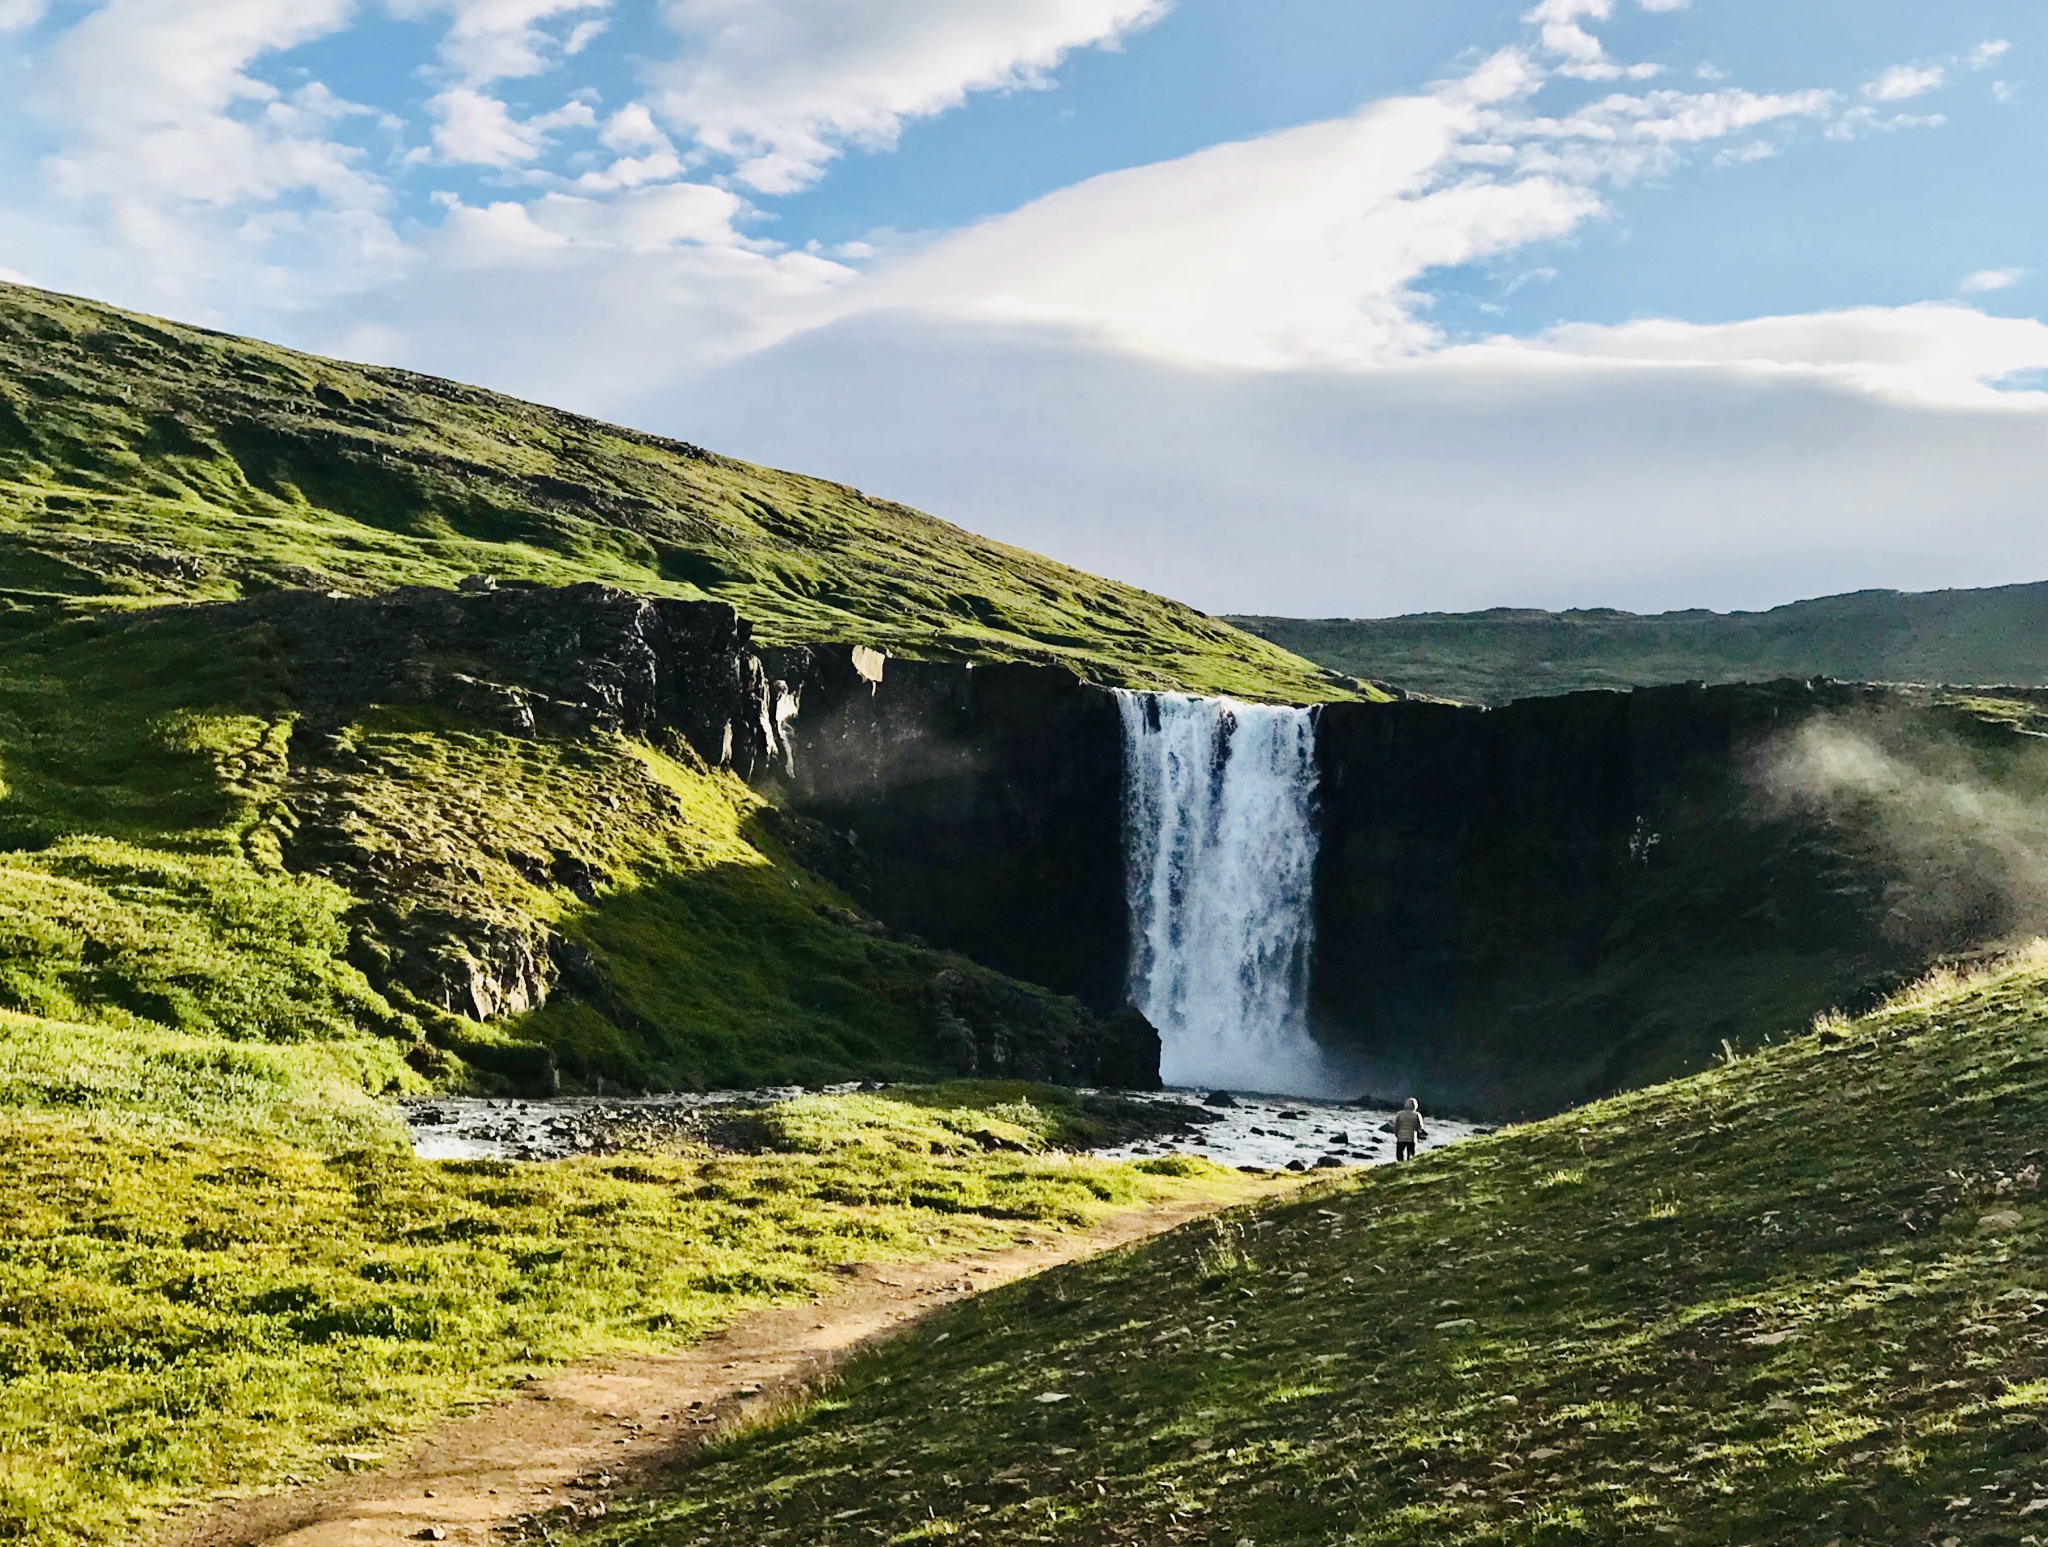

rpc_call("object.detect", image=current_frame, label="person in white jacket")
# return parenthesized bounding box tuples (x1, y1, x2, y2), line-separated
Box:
(1391, 1098, 1428, 1162)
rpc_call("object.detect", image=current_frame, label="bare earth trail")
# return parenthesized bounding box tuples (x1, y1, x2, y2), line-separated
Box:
(167, 1188, 1296, 1547)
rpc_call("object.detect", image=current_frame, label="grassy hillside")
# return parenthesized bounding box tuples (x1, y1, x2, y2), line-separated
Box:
(592, 945, 2048, 1547)
(0, 281, 1353, 704)
(0, 595, 1118, 1097)
(0, 1074, 1245, 1546)
(1235, 581, 2048, 704)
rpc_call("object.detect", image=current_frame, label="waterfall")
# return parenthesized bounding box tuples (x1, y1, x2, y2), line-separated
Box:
(1116, 691, 1334, 1095)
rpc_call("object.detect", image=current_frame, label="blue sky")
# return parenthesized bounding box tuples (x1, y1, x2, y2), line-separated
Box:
(0, 0, 2043, 616)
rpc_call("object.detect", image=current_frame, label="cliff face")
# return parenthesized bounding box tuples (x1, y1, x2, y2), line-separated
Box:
(248, 580, 788, 776)
(247, 583, 785, 1036)
(1310, 680, 2045, 1114)
(760, 647, 1130, 1011)
(761, 654, 2047, 1117)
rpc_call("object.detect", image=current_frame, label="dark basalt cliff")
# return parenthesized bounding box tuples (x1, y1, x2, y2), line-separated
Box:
(245, 579, 787, 774)
(1308, 680, 2018, 1114)
(760, 646, 1130, 1011)
(759, 653, 2045, 1117)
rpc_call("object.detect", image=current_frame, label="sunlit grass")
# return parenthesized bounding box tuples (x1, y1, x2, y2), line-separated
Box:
(0, 1080, 1251, 1547)
(586, 943, 2048, 1547)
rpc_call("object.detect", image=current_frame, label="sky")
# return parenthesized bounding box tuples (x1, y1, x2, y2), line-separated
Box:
(0, 0, 2043, 619)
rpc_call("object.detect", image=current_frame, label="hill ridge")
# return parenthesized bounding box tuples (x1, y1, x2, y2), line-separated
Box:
(1233, 578, 2048, 704)
(0, 279, 1356, 705)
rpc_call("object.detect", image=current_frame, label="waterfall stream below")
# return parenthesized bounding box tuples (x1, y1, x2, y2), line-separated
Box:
(1117, 691, 1338, 1096)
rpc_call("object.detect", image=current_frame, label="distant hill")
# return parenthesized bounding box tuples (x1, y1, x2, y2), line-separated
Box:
(0, 281, 1349, 705)
(1231, 582, 2048, 705)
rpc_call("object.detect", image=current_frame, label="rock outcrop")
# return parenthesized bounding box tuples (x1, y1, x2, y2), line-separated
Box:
(242, 580, 789, 776)
(231, 583, 787, 1040)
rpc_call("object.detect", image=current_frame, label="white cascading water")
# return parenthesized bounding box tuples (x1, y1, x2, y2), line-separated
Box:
(1116, 691, 1336, 1095)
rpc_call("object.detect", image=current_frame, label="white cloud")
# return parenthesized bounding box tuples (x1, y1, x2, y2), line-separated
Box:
(321, 207, 854, 409)
(427, 86, 593, 166)
(430, 178, 785, 262)
(1492, 85, 1835, 186)
(650, 0, 1172, 193)
(39, 0, 367, 204)
(859, 115, 1597, 367)
(1962, 267, 2029, 294)
(600, 102, 668, 152)
(1524, 0, 1609, 67)
(15, 0, 397, 316)
(527, 182, 760, 250)
(1826, 106, 1946, 142)
(1968, 40, 2011, 70)
(1521, 0, 1665, 81)
(1715, 140, 1777, 167)
(0, 0, 47, 29)
(1866, 64, 1946, 102)
(833, 53, 1835, 371)
(1467, 304, 2048, 408)
(389, 0, 610, 86)
(567, 105, 686, 190)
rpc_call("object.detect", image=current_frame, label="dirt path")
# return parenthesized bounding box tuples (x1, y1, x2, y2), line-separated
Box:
(166, 1188, 1288, 1547)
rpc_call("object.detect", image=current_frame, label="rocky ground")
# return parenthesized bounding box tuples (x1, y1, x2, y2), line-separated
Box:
(401, 1086, 1483, 1170)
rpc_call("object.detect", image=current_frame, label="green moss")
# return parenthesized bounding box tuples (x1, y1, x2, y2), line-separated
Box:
(591, 946, 2048, 1547)
(0, 608, 415, 1056)
(0, 281, 1360, 705)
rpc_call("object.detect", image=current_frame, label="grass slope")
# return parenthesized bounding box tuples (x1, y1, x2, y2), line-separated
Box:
(0, 281, 1352, 704)
(0, 1081, 1248, 1546)
(592, 946, 2048, 1547)
(1234, 582, 2048, 704)
(0, 603, 417, 1066)
(0, 596, 1122, 1098)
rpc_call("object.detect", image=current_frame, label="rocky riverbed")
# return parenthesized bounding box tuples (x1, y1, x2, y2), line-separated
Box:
(401, 1086, 1483, 1169)
(1091, 1090, 1482, 1170)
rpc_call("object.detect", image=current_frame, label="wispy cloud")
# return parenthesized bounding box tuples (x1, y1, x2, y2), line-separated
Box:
(1865, 64, 1946, 102)
(833, 30, 1852, 373)
(650, 0, 1173, 194)
(1962, 268, 2030, 295)
(1473, 303, 2048, 409)
(388, 0, 611, 87)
